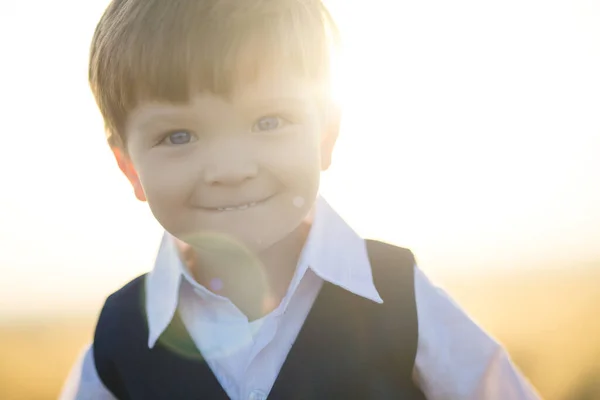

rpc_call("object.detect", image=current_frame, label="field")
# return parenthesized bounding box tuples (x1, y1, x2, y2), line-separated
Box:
(1, 266, 598, 400)
(442, 266, 600, 399)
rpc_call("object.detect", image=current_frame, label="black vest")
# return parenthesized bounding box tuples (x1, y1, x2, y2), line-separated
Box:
(93, 240, 427, 399)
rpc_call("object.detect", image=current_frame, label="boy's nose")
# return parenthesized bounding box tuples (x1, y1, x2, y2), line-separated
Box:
(203, 160, 259, 186)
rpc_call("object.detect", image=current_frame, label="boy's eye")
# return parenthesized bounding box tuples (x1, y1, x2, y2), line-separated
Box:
(252, 116, 285, 132)
(161, 130, 195, 145)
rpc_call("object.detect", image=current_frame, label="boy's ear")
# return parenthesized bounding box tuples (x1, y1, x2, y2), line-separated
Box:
(320, 103, 341, 171)
(111, 147, 147, 202)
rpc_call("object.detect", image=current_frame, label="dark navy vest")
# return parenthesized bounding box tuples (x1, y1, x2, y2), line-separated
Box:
(93, 240, 427, 399)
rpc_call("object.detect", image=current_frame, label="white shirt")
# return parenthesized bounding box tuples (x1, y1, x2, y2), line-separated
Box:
(60, 196, 540, 400)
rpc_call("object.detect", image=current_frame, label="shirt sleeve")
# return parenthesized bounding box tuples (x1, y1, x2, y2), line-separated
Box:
(58, 344, 117, 400)
(412, 267, 542, 400)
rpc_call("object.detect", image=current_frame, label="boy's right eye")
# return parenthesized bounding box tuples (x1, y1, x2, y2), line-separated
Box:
(159, 130, 196, 146)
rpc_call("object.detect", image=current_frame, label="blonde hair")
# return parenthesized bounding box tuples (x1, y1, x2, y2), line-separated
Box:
(89, 0, 340, 149)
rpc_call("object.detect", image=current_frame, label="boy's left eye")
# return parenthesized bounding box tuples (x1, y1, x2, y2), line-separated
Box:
(252, 116, 286, 132)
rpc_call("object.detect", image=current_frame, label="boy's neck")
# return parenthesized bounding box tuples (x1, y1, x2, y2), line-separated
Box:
(176, 220, 312, 321)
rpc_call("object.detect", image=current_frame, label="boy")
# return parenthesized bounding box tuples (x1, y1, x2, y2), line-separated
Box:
(61, 0, 540, 399)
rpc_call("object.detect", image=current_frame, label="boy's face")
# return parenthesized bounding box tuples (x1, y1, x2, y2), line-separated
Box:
(117, 69, 338, 252)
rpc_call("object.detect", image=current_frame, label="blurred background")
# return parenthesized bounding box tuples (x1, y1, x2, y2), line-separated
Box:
(0, 0, 599, 399)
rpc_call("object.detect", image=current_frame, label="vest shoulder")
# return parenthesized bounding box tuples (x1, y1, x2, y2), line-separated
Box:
(103, 274, 147, 314)
(365, 239, 417, 303)
(95, 274, 148, 342)
(365, 239, 416, 270)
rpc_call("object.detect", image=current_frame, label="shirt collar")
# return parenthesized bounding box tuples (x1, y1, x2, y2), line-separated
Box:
(145, 195, 382, 348)
(145, 233, 183, 348)
(301, 196, 383, 303)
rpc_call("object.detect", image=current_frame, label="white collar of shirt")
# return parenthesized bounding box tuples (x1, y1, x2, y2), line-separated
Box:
(145, 195, 383, 348)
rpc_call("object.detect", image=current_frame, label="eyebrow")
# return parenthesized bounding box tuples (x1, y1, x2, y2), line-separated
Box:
(252, 97, 309, 106)
(135, 110, 195, 136)
(240, 97, 312, 113)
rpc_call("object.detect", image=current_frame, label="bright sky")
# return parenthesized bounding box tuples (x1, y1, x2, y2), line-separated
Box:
(0, 0, 599, 318)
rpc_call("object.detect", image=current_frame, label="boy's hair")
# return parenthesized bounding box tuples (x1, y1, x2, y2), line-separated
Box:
(89, 0, 340, 149)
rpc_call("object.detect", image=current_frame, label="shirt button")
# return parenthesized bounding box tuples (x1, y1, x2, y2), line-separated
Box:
(248, 389, 267, 400)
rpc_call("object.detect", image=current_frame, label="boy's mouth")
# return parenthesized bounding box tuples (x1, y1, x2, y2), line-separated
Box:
(200, 195, 275, 212)
(216, 201, 259, 212)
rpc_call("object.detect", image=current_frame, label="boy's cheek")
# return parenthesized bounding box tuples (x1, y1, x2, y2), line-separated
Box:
(141, 176, 194, 209)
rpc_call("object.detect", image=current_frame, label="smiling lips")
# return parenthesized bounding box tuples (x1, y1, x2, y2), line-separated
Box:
(217, 201, 260, 212)
(201, 195, 274, 212)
